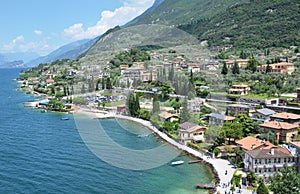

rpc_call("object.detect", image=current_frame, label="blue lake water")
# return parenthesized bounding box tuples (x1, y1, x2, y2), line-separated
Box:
(0, 68, 212, 194)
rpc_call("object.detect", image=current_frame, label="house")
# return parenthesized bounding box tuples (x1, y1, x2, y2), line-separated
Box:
(288, 142, 300, 173)
(140, 72, 157, 82)
(270, 112, 300, 125)
(46, 79, 55, 87)
(257, 62, 295, 75)
(159, 112, 179, 122)
(259, 121, 299, 143)
(236, 136, 276, 152)
(223, 59, 249, 69)
(206, 113, 235, 126)
(244, 147, 295, 179)
(188, 63, 201, 73)
(178, 122, 207, 145)
(228, 84, 250, 96)
(188, 98, 203, 113)
(251, 108, 276, 123)
(227, 104, 251, 116)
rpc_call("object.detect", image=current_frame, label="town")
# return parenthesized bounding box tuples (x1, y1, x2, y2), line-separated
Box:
(18, 44, 300, 193)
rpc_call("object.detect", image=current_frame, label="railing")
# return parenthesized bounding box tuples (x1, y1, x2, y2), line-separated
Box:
(253, 162, 295, 168)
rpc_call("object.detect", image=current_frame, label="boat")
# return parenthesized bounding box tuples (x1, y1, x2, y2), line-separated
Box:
(61, 117, 69, 120)
(171, 160, 184, 166)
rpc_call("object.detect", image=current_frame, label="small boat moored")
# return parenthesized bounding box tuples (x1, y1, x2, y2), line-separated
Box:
(61, 117, 69, 120)
(171, 160, 184, 166)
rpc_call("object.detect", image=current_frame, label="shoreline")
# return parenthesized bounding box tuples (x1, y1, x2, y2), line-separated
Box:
(77, 109, 236, 194)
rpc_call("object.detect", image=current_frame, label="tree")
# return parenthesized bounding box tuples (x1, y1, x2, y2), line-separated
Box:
(266, 64, 271, 74)
(152, 94, 160, 115)
(269, 167, 300, 194)
(221, 62, 228, 75)
(232, 61, 240, 74)
(126, 92, 140, 117)
(235, 114, 254, 137)
(257, 178, 269, 194)
(180, 97, 190, 123)
(204, 126, 221, 143)
(246, 171, 257, 187)
(106, 77, 112, 89)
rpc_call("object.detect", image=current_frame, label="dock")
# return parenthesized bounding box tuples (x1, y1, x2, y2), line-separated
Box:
(188, 160, 202, 164)
(195, 183, 215, 189)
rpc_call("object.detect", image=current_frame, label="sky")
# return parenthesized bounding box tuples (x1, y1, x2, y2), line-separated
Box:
(0, 0, 154, 56)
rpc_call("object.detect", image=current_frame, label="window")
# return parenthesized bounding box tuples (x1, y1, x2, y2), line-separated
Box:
(284, 158, 286, 163)
(265, 159, 267, 164)
(288, 158, 290, 163)
(255, 159, 258, 164)
(278, 158, 281, 163)
(268, 159, 271, 164)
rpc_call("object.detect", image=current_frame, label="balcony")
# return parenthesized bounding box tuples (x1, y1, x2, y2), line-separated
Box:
(253, 162, 295, 168)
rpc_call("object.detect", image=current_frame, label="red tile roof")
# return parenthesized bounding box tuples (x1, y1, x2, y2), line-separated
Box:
(271, 112, 300, 120)
(259, 120, 299, 130)
(236, 136, 276, 151)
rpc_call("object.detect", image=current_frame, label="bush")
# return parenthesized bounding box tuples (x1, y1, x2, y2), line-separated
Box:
(188, 142, 201, 150)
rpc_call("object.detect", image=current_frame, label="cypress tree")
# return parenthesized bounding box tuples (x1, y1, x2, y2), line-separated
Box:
(221, 62, 228, 75)
(232, 61, 240, 74)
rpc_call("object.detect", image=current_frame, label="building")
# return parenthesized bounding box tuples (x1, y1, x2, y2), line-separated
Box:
(270, 112, 300, 125)
(227, 104, 251, 116)
(288, 142, 300, 173)
(257, 62, 295, 75)
(259, 121, 298, 143)
(229, 84, 251, 96)
(178, 122, 207, 145)
(188, 98, 203, 113)
(159, 112, 179, 122)
(236, 136, 276, 152)
(206, 113, 235, 126)
(244, 148, 295, 179)
(251, 108, 276, 123)
(223, 59, 249, 69)
(140, 72, 157, 82)
(46, 79, 55, 87)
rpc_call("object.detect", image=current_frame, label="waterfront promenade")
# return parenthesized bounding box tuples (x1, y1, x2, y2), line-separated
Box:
(78, 109, 253, 194)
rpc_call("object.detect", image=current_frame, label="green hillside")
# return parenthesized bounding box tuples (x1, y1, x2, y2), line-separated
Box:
(132, 0, 299, 49)
(179, 0, 300, 48)
(133, 0, 248, 26)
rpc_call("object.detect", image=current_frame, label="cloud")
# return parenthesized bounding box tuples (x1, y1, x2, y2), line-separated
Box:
(34, 30, 43, 35)
(1, 35, 50, 55)
(63, 0, 155, 40)
(2, 35, 25, 51)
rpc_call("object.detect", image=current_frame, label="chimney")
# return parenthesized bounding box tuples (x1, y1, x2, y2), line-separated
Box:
(270, 148, 274, 155)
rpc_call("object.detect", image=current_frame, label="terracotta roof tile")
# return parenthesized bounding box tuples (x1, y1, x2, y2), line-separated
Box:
(259, 121, 298, 130)
(236, 136, 276, 151)
(271, 112, 300, 120)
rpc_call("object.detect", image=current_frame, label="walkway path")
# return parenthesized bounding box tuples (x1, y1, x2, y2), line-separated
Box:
(78, 109, 252, 194)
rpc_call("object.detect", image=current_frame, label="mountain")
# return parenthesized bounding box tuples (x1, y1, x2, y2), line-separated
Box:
(130, 0, 300, 49)
(125, 0, 165, 26)
(179, 0, 300, 48)
(1, 52, 39, 63)
(0, 54, 26, 68)
(0, 60, 25, 68)
(130, 0, 248, 26)
(26, 38, 98, 67)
